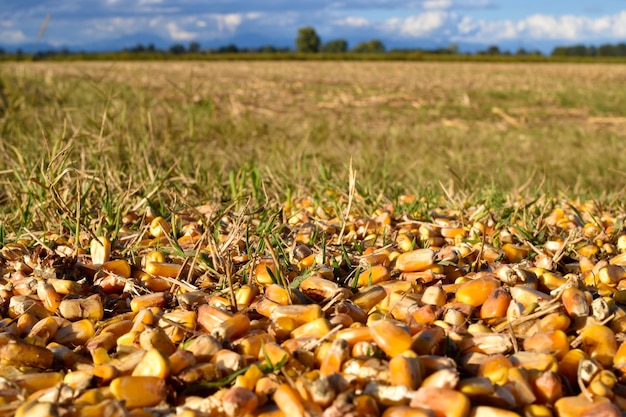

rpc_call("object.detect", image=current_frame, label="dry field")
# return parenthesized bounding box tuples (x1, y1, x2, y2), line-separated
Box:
(0, 61, 626, 416)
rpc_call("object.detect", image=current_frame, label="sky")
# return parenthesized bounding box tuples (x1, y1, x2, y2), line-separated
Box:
(1, 0, 626, 52)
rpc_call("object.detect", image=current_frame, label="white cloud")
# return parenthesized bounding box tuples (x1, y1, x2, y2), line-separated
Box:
(0, 30, 26, 43)
(386, 11, 451, 37)
(215, 13, 242, 33)
(423, 0, 452, 10)
(166, 22, 196, 40)
(454, 11, 626, 43)
(334, 16, 371, 28)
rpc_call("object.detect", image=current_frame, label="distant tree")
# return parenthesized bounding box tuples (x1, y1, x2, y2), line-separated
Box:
(130, 44, 145, 53)
(447, 43, 459, 54)
(260, 45, 277, 53)
(296, 26, 321, 53)
(322, 39, 348, 53)
(352, 39, 386, 53)
(217, 44, 239, 53)
(146, 43, 156, 52)
(169, 43, 186, 54)
(188, 41, 201, 53)
(598, 43, 617, 56)
(515, 48, 527, 56)
(0, 48, 5, 55)
(486, 45, 500, 55)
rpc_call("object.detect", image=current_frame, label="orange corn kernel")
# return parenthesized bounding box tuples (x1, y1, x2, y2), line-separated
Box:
(395, 249, 435, 272)
(389, 354, 423, 390)
(479, 287, 512, 320)
(320, 338, 349, 376)
(455, 275, 500, 307)
(522, 330, 569, 360)
(101, 259, 132, 278)
(410, 386, 470, 417)
(580, 325, 617, 368)
(270, 304, 323, 327)
(356, 265, 391, 287)
(110, 376, 167, 409)
(369, 319, 413, 358)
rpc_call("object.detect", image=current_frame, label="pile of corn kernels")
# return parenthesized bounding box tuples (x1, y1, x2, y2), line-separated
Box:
(2, 196, 626, 417)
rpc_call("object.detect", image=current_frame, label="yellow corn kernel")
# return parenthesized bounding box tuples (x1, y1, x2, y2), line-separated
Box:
(169, 349, 196, 375)
(522, 404, 552, 417)
(421, 286, 447, 307)
(117, 330, 140, 347)
(532, 370, 563, 405)
(149, 216, 170, 238)
(537, 312, 571, 333)
(132, 348, 171, 378)
(509, 287, 551, 307)
(510, 352, 558, 373)
(389, 354, 422, 390)
(455, 275, 500, 307)
(235, 364, 264, 390)
(396, 233, 416, 253)
(600, 264, 626, 285)
(580, 325, 617, 368)
(110, 376, 167, 409)
(255, 257, 279, 286)
(100, 259, 131, 278)
(558, 349, 588, 386)
(356, 265, 391, 287)
(14, 371, 63, 392)
(270, 304, 322, 327)
(54, 319, 95, 346)
(91, 346, 111, 365)
(258, 342, 290, 368)
(382, 406, 433, 417)
(222, 386, 259, 417)
(130, 292, 168, 313)
(410, 386, 470, 417)
(522, 330, 569, 360)
(369, 319, 413, 358)
(91, 236, 111, 265)
(145, 261, 182, 278)
(37, 281, 63, 313)
(478, 354, 512, 385)
(92, 363, 119, 384)
(395, 249, 435, 272)
(264, 284, 290, 305)
(197, 304, 231, 332)
(502, 243, 530, 263)
(236, 284, 259, 307)
(320, 338, 349, 376)
(131, 309, 155, 332)
(235, 332, 275, 358)
(506, 367, 536, 406)
(336, 326, 374, 345)
(561, 287, 589, 318)
(479, 287, 512, 320)
(352, 285, 388, 311)
(554, 395, 617, 417)
(27, 316, 60, 344)
(59, 295, 104, 321)
(291, 318, 332, 340)
(273, 383, 321, 417)
(212, 313, 251, 342)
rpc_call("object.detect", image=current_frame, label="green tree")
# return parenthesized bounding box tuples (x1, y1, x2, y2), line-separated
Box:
(352, 39, 385, 53)
(169, 43, 186, 54)
(188, 41, 201, 53)
(296, 26, 321, 53)
(322, 39, 348, 53)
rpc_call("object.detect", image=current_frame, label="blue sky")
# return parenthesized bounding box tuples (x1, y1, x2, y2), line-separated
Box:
(1, 1, 625, 52)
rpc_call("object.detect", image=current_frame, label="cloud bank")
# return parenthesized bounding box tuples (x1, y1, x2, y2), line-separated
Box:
(1, 1, 625, 51)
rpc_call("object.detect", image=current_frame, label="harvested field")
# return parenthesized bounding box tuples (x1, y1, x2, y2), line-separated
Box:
(0, 61, 626, 416)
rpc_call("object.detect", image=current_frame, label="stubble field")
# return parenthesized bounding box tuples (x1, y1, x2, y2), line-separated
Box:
(1, 61, 626, 416)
